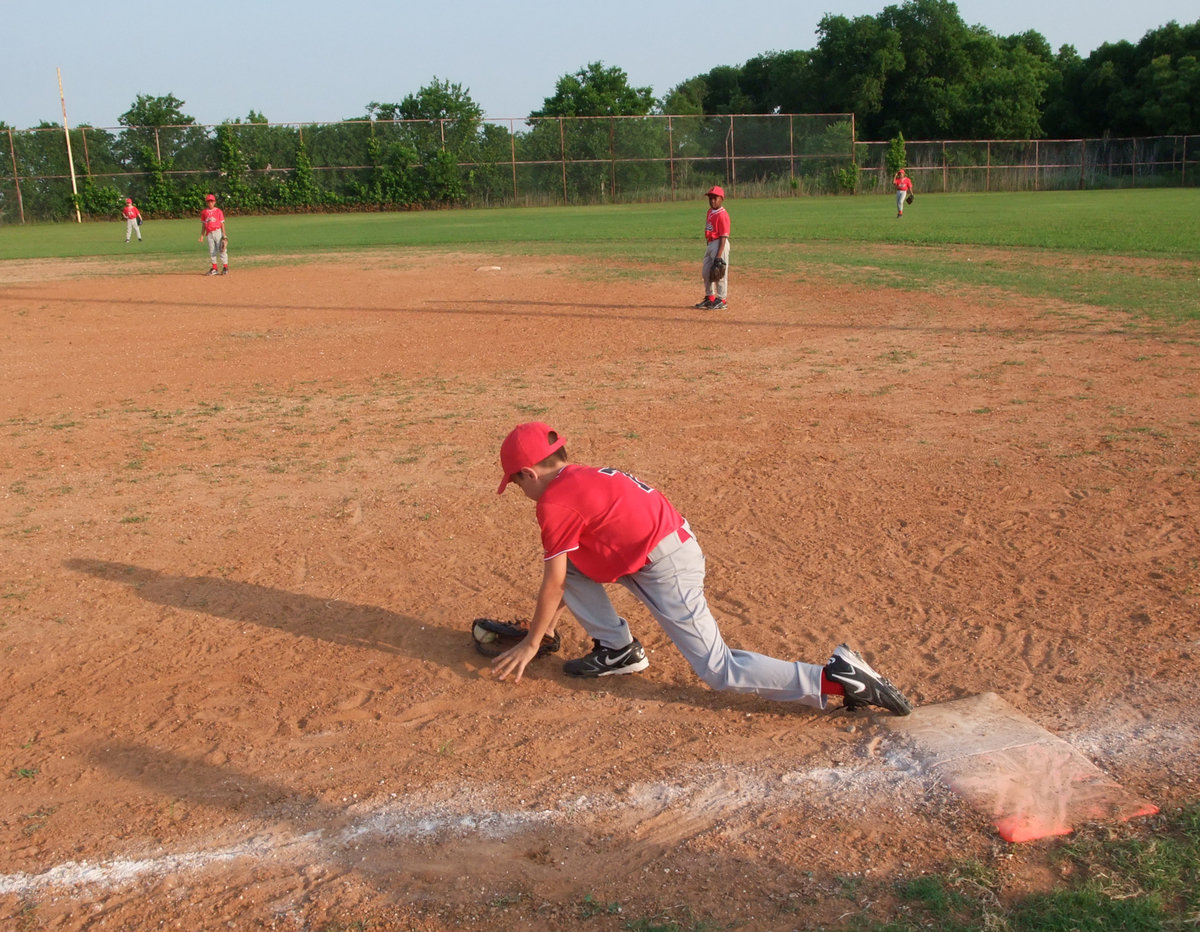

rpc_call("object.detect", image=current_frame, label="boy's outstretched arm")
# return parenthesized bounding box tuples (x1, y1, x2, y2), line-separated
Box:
(492, 552, 568, 684)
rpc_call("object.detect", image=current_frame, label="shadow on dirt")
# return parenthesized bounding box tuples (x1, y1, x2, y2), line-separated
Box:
(63, 558, 465, 670)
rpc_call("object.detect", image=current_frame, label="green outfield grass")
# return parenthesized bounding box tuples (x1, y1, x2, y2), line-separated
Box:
(3, 188, 1198, 321)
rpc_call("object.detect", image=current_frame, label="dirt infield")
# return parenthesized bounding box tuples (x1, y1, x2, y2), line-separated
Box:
(1, 252, 1197, 930)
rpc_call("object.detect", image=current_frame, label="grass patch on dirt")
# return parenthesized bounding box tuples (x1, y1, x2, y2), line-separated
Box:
(855, 803, 1200, 932)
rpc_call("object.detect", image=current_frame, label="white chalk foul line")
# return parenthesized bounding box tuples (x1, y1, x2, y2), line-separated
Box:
(0, 757, 913, 899)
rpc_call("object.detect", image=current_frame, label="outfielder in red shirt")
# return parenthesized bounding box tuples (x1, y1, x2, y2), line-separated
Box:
(695, 185, 731, 310)
(491, 422, 912, 715)
(893, 169, 914, 217)
(198, 193, 228, 275)
(121, 198, 143, 243)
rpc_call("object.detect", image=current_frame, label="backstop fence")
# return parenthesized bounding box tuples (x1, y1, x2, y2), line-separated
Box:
(2, 113, 1197, 223)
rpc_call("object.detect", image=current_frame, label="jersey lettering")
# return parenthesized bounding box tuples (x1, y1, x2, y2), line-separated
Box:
(598, 467, 653, 493)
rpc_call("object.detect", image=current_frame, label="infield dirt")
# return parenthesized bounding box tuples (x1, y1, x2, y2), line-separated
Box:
(1, 251, 1197, 930)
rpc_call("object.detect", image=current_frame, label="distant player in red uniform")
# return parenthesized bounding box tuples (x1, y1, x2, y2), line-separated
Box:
(121, 198, 143, 243)
(489, 421, 913, 716)
(695, 185, 730, 310)
(893, 169, 913, 217)
(198, 194, 228, 275)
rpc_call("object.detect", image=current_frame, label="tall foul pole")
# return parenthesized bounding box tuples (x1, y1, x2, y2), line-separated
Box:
(58, 67, 82, 223)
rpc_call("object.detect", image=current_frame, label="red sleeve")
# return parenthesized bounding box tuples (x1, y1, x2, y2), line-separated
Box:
(537, 500, 583, 561)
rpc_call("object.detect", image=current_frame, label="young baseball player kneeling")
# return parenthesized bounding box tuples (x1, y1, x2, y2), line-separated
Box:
(491, 422, 912, 715)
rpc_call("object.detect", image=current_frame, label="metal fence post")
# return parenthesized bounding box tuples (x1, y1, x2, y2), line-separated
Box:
(6, 128, 25, 224)
(790, 114, 796, 185)
(668, 115, 675, 199)
(559, 118, 567, 205)
(509, 119, 518, 203)
(609, 117, 616, 201)
(728, 116, 735, 187)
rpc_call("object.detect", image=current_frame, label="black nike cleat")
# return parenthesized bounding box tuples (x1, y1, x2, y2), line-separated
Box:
(826, 644, 913, 715)
(563, 639, 650, 677)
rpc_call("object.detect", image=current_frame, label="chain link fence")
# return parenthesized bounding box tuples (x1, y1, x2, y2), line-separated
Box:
(858, 136, 1198, 193)
(3, 114, 1196, 224)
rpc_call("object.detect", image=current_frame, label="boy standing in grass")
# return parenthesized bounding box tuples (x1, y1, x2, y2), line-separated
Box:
(121, 198, 143, 243)
(894, 169, 913, 217)
(490, 421, 913, 715)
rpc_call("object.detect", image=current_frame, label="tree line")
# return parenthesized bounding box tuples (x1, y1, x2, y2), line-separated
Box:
(666, 0, 1198, 140)
(1, 0, 1196, 222)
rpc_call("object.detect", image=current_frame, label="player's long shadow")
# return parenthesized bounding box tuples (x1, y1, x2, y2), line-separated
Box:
(79, 740, 462, 900)
(64, 558, 465, 675)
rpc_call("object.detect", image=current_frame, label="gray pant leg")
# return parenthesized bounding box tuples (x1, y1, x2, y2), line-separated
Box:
(622, 538, 826, 707)
(562, 559, 634, 649)
(701, 240, 730, 300)
(206, 231, 227, 264)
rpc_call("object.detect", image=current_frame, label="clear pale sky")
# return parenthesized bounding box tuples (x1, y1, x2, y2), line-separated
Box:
(4, 0, 1196, 130)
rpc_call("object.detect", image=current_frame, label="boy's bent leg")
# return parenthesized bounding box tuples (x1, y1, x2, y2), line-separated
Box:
(623, 539, 825, 708)
(562, 559, 635, 648)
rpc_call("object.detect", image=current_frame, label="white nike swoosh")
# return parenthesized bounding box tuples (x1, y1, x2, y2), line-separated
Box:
(602, 648, 635, 666)
(831, 672, 867, 694)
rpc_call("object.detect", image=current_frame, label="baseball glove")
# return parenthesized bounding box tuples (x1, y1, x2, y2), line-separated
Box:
(905, 192, 914, 205)
(711, 256, 727, 280)
(471, 617, 561, 658)
(136, 217, 143, 226)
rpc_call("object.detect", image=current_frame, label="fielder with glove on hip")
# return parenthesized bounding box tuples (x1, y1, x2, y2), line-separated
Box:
(487, 421, 913, 716)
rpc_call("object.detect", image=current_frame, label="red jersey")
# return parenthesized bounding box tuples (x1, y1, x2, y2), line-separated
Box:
(705, 206, 730, 242)
(894, 176, 913, 192)
(122, 204, 141, 220)
(536, 464, 686, 582)
(200, 207, 225, 232)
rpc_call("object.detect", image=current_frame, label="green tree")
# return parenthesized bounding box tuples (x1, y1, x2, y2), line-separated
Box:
(532, 61, 654, 117)
(659, 76, 707, 115)
(1136, 52, 1200, 134)
(1041, 19, 1200, 136)
(117, 93, 208, 169)
(365, 78, 491, 205)
(810, 11, 904, 133)
(523, 63, 656, 203)
(886, 132, 907, 175)
(739, 50, 815, 113)
(4, 123, 78, 220)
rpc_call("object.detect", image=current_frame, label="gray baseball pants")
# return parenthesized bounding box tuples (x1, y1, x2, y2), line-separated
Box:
(562, 527, 827, 707)
(701, 240, 729, 300)
(205, 231, 227, 266)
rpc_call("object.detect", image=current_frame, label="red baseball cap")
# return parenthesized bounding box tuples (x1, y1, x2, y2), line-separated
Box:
(205, 193, 216, 202)
(497, 422, 566, 494)
(706, 185, 725, 198)
(125, 198, 132, 204)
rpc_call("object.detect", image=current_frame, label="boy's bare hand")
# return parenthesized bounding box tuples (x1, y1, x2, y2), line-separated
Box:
(491, 637, 541, 684)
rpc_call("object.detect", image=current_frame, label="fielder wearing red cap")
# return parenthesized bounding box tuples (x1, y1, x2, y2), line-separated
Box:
(695, 185, 731, 310)
(121, 197, 143, 244)
(198, 194, 228, 275)
(893, 169, 914, 217)
(490, 422, 914, 717)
